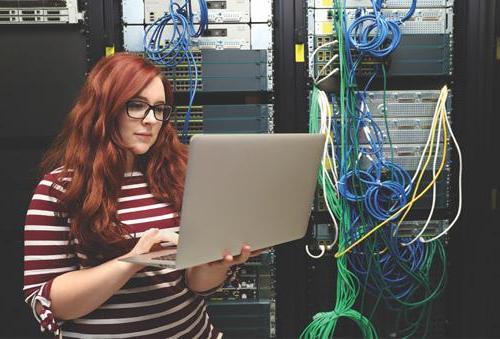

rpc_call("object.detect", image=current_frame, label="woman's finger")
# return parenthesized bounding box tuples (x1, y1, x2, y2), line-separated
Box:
(220, 254, 234, 268)
(156, 229, 179, 245)
(131, 228, 159, 255)
(232, 245, 251, 265)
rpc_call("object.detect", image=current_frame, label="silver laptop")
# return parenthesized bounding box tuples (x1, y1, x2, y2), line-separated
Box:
(120, 133, 325, 270)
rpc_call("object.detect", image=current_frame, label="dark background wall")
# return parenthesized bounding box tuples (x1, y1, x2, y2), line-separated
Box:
(0, 3, 98, 337)
(1, 0, 499, 337)
(445, 0, 500, 337)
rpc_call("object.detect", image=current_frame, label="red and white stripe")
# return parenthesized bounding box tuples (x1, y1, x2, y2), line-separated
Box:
(24, 170, 221, 338)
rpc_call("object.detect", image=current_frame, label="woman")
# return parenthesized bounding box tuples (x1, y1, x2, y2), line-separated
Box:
(23, 53, 255, 338)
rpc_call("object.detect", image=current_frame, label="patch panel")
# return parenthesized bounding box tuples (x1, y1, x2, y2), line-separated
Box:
(0, 0, 82, 24)
(314, 55, 386, 78)
(173, 104, 272, 135)
(126, 52, 269, 93)
(308, 0, 454, 9)
(173, 119, 203, 135)
(172, 78, 204, 92)
(160, 61, 204, 82)
(174, 106, 204, 120)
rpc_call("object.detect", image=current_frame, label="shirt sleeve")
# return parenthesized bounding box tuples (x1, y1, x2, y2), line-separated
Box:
(23, 172, 79, 335)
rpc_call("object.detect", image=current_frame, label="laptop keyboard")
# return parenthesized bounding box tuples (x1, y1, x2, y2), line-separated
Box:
(152, 253, 176, 261)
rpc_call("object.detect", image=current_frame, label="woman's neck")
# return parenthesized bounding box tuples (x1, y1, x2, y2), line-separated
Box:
(125, 151, 136, 173)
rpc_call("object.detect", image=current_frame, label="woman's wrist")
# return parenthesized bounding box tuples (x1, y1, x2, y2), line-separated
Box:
(114, 254, 144, 275)
(185, 264, 229, 293)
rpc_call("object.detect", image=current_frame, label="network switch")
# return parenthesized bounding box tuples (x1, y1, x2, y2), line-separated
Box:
(311, 8, 453, 35)
(123, 0, 273, 24)
(308, 0, 454, 9)
(124, 51, 270, 92)
(146, 0, 250, 23)
(364, 90, 452, 118)
(0, 0, 82, 24)
(310, 33, 452, 77)
(173, 104, 272, 135)
(123, 23, 255, 50)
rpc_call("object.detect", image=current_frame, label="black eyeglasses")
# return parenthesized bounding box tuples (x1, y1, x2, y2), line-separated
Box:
(125, 101, 174, 122)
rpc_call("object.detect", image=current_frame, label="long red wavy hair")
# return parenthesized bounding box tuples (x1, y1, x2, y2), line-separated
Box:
(40, 53, 187, 259)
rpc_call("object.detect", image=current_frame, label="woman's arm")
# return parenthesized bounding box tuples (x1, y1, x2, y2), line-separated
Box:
(48, 228, 178, 320)
(47, 255, 139, 320)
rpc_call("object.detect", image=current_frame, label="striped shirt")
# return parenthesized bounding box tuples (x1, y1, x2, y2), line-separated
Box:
(23, 169, 222, 338)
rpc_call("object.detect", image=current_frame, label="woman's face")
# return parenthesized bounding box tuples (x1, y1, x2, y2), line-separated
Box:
(118, 76, 165, 156)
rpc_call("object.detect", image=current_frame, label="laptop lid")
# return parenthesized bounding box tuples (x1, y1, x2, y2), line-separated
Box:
(174, 133, 325, 270)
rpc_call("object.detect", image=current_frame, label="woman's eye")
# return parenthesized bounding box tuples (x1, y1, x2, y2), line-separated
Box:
(129, 102, 146, 109)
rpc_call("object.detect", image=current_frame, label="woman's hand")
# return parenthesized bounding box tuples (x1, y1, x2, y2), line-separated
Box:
(120, 228, 179, 268)
(206, 245, 268, 269)
(185, 245, 269, 293)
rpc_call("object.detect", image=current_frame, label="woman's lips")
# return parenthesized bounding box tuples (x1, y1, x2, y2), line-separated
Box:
(135, 133, 152, 140)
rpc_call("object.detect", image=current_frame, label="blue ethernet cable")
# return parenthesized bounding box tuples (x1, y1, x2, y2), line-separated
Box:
(144, 0, 208, 143)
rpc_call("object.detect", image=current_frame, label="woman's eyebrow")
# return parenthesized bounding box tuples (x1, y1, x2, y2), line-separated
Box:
(132, 95, 166, 104)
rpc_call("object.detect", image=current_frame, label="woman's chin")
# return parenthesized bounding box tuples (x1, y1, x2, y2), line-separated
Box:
(130, 145, 152, 155)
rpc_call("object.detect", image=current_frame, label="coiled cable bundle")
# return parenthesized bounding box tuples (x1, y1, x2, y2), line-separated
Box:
(347, 0, 417, 58)
(144, 0, 208, 143)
